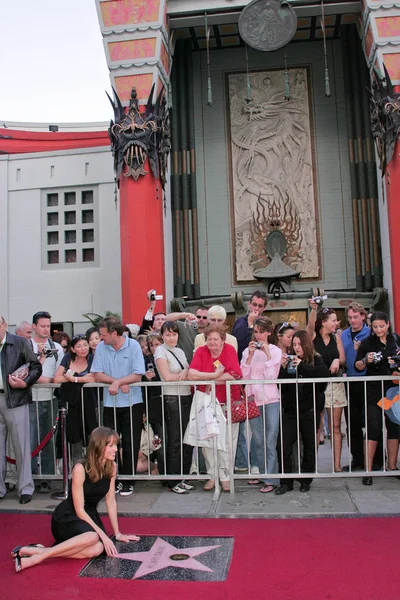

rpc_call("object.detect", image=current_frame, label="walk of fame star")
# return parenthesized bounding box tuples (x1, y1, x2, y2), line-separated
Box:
(118, 537, 220, 579)
(79, 535, 234, 581)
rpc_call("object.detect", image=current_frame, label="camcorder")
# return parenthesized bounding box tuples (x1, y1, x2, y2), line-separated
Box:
(311, 294, 328, 305)
(38, 348, 58, 359)
(147, 289, 163, 301)
(389, 355, 400, 372)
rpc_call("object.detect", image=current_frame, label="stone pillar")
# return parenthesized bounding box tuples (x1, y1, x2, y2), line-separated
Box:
(360, 2, 400, 325)
(95, 0, 171, 322)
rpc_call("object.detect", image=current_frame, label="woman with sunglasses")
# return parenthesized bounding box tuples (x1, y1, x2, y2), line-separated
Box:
(54, 334, 98, 461)
(241, 318, 282, 493)
(275, 330, 329, 495)
(355, 312, 400, 485)
(307, 302, 346, 472)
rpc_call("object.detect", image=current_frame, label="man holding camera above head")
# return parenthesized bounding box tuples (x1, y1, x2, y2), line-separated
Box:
(30, 311, 63, 491)
(0, 315, 42, 503)
(139, 290, 166, 335)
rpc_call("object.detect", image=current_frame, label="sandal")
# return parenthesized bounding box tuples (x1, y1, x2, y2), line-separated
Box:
(11, 544, 44, 558)
(248, 479, 261, 485)
(15, 555, 22, 573)
(260, 484, 275, 493)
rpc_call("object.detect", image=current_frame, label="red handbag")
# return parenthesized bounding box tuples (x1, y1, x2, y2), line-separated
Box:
(230, 393, 260, 423)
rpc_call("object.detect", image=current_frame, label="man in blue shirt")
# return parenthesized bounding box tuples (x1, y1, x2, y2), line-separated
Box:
(91, 317, 145, 496)
(341, 303, 370, 471)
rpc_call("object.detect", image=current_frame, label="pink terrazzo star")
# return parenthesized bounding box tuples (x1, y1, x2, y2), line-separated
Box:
(117, 537, 221, 579)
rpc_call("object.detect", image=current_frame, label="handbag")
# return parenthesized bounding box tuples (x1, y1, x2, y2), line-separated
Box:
(231, 393, 261, 423)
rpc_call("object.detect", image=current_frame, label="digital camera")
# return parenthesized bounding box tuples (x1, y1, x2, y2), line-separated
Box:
(371, 351, 383, 364)
(39, 348, 58, 359)
(286, 355, 297, 375)
(312, 294, 328, 305)
(255, 342, 263, 349)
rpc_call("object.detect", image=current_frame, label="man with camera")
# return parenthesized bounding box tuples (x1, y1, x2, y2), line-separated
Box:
(232, 291, 268, 361)
(30, 311, 63, 491)
(0, 315, 42, 503)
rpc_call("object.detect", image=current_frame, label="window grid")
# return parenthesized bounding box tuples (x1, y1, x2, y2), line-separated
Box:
(42, 187, 99, 269)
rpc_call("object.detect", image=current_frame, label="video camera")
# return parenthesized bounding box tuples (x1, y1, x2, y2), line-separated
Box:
(147, 289, 163, 301)
(311, 294, 328, 305)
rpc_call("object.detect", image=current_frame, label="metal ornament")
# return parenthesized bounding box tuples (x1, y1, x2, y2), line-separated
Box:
(284, 54, 290, 100)
(205, 12, 213, 106)
(238, 0, 297, 52)
(245, 45, 253, 103)
(320, 0, 331, 98)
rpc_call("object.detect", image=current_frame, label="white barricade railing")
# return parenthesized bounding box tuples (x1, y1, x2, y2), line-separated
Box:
(6, 376, 400, 498)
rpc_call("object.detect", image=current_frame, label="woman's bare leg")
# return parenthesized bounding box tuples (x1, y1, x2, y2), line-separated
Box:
(387, 439, 399, 470)
(327, 407, 343, 471)
(17, 532, 101, 570)
(365, 439, 378, 471)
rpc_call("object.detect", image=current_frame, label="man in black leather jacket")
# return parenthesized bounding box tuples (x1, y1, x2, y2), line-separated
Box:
(0, 316, 42, 503)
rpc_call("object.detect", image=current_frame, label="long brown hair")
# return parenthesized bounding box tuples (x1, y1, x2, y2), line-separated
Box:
(252, 317, 277, 344)
(85, 426, 119, 483)
(292, 330, 316, 365)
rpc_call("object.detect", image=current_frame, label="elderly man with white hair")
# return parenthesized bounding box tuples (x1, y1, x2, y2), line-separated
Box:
(194, 306, 238, 351)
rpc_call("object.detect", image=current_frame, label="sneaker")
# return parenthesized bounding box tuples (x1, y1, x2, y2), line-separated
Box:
(120, 484, 134, 496)
(234, 467, 248, 473)
(115, 482, 123, 495)
(170, 483, 189, 494)
(250, 466, 260, 475)
(180, 480, 195, 491)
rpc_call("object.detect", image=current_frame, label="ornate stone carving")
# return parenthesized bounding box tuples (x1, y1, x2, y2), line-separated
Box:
(228, 68, 319, 281)
(370, 64, 400, 174)
(238, 0, 297, 52)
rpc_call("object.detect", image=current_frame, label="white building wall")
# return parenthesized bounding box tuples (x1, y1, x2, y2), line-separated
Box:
(1, 147, 122, 329)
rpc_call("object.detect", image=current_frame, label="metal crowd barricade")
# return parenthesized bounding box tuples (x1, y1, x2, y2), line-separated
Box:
(226, 375, 400, 494)
(7, 376, 400, 499)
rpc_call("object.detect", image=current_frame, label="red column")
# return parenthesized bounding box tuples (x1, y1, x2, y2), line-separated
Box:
(386, 141, 400, 328)
(119, 167, 166, 324)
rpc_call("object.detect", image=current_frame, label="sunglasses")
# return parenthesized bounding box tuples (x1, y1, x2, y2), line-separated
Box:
(210, 318, 224, 323)
(321, 307, 332, 314)
(72, 334, 86, 342)
(196, 315, 208, 320)
(278, 322, 290, 333)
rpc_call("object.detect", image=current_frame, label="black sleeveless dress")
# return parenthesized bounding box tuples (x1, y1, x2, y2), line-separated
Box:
(51, 470, 110, 543)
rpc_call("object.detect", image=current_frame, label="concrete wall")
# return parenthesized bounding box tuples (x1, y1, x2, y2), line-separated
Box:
(1, 147, 122, 329)
(193, 39, 356, 296)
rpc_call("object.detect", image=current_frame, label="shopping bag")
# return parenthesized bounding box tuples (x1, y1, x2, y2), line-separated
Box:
(183, 390, 227, 450)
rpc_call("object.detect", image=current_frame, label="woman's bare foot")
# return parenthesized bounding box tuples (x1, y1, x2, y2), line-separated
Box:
(19, 545, 46, 557)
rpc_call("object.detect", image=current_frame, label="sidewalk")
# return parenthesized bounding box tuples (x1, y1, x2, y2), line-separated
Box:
(2, 442, 400, 518)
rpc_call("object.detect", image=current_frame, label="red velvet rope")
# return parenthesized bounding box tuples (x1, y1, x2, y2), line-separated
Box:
(6, 415, 59, 465)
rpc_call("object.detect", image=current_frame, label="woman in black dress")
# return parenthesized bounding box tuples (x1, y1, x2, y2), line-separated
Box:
(355, 311, 400, 484)
(12, 427, 140, 572)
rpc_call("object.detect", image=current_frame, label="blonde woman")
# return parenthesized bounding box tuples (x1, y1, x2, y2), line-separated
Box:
(194, 305, 238, 352)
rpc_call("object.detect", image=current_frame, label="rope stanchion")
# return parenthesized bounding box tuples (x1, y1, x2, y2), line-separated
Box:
(6, 414, 60, 465)
(51, 407, 69, 500)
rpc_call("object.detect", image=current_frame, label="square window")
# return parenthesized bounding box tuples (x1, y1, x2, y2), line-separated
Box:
(65, 230, 76, 244)
(82, 229, 94, 243)
(82, 191, 93, 204)
(83, 248, 95, 262)
(47, 193, 58, 207)
(64, 192, 76, 205)
(47, 250, 59, 264)
(47, 212, 59, 226)
(65, 211, 76, 225)
(47, 231, 59, 245)
(65, 249, 77, 263)
(82, 209, 94, 224)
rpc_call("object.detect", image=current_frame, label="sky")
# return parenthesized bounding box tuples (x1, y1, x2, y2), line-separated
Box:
(0, 0, 112, 123)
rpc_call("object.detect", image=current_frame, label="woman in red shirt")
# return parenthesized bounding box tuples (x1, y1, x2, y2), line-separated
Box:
(189, 325, 242, 492)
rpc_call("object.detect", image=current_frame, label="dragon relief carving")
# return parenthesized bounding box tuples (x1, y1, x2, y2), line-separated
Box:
(249, 194, 303, 272)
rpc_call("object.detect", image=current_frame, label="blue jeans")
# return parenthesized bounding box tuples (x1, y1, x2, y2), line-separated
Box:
(235, 420, 258, 469)
(249, 402, 280, 485)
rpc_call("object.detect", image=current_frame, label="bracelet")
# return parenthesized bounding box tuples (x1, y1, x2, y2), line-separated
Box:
(116, 532, 121, 540)
(75, 377, 78, 383)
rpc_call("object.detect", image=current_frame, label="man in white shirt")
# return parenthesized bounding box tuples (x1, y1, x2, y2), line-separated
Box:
(30, 311, 63, 490)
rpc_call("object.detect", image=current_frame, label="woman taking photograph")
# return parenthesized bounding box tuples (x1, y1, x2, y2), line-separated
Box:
(54, 334, 98, 462)
(189, 324, 242, 492)
(12, 427, 140, 572)
(154, 322, 194, 494)
(275, 322, 295, 365)
(307, 303, 346, 472)
(355, 311, 400, 485)
(240, 318, 282, 493)
(275, 330, 330, 495)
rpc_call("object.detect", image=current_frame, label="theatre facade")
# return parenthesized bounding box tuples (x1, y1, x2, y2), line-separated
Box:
(1, 0, 400, 331)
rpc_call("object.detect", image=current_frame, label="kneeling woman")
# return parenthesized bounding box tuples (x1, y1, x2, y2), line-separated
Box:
(13, 427, 139, 572)
(275, 331, 329, 495)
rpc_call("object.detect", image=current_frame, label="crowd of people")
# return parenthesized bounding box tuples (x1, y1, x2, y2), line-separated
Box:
(1, 292, 399, 508)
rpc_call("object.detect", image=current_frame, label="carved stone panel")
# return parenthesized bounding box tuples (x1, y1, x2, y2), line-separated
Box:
(227, 68, 320, 282)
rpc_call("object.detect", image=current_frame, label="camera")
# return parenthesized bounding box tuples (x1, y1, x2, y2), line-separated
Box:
(37, 348, 58, 359)
(190, 320, 199, 330)
(311, 294, 328, 305)
(286, 355, 297, 375)
(371, 351, 383, 364)
(255, 342, 263, 349)
(147, 289, 163, 301)
(389, 355, 400, 372)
